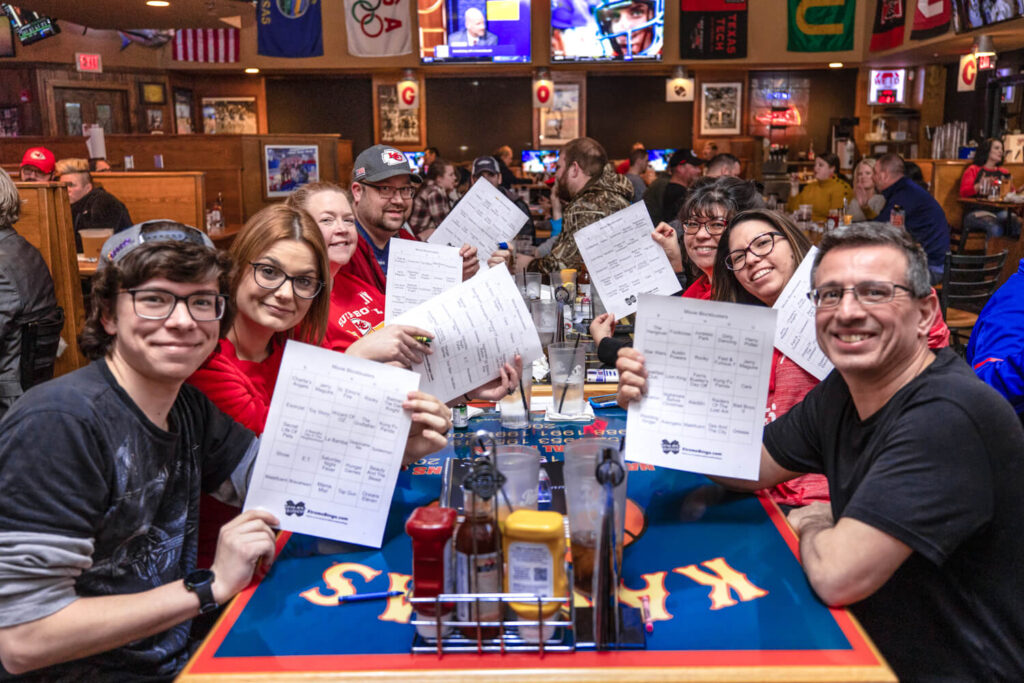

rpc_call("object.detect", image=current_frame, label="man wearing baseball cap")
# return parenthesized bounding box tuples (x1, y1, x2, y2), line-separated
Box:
(471, 156, 531, 233)
(18, 147, 56, 182)
(661, 147, 705, 224)
(346, 144, 478, 292)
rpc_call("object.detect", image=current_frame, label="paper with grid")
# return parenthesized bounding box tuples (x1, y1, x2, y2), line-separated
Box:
(384, 239, 462, 322)
(625, 295, 775, 480)
(771, 247, 834, 381)
(244, 340, 419, 547)
(427, 177, 525, 270)
(390, 265, 543, 403)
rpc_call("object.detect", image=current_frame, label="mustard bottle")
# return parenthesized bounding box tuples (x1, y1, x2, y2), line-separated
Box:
(503, 510, 567, 642)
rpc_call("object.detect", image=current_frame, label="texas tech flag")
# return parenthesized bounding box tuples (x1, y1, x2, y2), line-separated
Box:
(911, 0, 952, 40)
(870, 0, 905, 51)
(680, 0, 747, 60)
(172, 29, 239, 62)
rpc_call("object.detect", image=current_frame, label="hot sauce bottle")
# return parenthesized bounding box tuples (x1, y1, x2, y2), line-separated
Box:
(406, 506, 457, 640)
(455, 492, 501, 639)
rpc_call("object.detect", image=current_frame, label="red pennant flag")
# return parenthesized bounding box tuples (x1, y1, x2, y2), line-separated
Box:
(870, 0, 906, 51)
(911, 0, 951, 40)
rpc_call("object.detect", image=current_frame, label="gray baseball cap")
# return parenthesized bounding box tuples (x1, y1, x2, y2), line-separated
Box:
(352, 145, 421, 183)
(100, 220, 214, 266)
(472, 156, 500, 176)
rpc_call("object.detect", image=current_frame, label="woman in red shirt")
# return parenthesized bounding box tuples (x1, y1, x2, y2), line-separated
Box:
(959, 138, 1020, 238)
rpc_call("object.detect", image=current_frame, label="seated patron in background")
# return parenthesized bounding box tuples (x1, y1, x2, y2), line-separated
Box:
(660, 148, 705, 225)
(471, 156, 532, 238)
(422, 146, 439, 175)
(786, 152, 853, 222)
(705, 153, 742, 178)
(966, 255, 1024, 425)
(624, 148, 649, 202)
(0, 168, 60, 419)
(408, 157, 456, 238)
(528, 136, 633, 275)
(617, 222, 1024, 680)
(0, 224, 279, 680)
(873, 153, 949, 284)
(345, 145, 478, 292)
(847, 158, 885, 222)
(55, 158, 133, 252)
(18, 147, 56, 182)
(959, 137, 1021, 238)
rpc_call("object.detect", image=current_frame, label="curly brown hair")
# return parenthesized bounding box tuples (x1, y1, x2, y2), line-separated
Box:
(78, 241, 235, 360)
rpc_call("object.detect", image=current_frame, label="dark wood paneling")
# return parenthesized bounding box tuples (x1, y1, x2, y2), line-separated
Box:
(0, 66, 42, 135)
(424, 77, 533, 163)
(587, 75, 696, 158)
(266, 77, 374, 157)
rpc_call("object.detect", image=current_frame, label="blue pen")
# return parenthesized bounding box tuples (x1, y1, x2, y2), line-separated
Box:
(498, 242, 508, 250)
(337, 590, 405, 604)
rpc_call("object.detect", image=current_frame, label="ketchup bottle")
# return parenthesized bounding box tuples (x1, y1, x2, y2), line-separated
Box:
(406, 506, 457, 640)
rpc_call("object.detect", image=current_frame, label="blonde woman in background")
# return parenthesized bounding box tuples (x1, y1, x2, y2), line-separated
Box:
(848, 158, 886, 222)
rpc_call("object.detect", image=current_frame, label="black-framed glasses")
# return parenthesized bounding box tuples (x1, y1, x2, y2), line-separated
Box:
(725, 232, 785, 271)
(122, 289, 226, 322)
(359, 182, 416, 200)
(808, 281, 914, 309)
(249, 262, 323, 299)
(682, 217, 729, 235)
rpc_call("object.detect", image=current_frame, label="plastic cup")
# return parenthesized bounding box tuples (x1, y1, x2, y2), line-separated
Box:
(495, 445, 541, 526)
(532, 300, 558, 349)
(547, 342, 585, 415)
(563, 438, 627, 598)
(79, 228, 113, 258)
(499, 360, 533, 429)
(525, 272, 542, 300)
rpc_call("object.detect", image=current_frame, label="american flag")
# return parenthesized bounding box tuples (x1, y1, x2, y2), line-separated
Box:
(173, 29, 239, 62)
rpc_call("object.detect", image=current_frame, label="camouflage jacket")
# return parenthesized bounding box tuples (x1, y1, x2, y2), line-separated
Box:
(530, 164, 633, 274)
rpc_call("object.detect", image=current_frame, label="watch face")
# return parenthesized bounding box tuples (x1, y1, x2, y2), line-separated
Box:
(186, 568, 214, 588)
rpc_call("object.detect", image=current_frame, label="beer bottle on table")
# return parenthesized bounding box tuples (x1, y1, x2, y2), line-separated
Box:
(455, 492, 501, 639)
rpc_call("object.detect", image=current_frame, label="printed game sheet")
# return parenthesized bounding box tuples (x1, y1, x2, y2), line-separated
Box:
(771, 247, 833, 381)
(427, 177, 526, 270)
(574, 202, 681, 319)
(244, 340, 419, 548)
(385, 239, 462, 322)
(626, 295, 775, 480)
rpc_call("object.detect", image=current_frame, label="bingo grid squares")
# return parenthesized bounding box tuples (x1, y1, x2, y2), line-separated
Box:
(263, 369, 403, 511)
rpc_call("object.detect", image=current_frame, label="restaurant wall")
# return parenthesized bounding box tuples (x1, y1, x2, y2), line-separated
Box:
(944, 47, 1024, 141)
(424, 77, 533, 164)
(266, 77, 374, 155)
(587, 76, 694, 158)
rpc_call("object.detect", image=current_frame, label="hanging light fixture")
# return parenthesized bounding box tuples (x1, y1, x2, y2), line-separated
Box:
(973, 34, 996, 58)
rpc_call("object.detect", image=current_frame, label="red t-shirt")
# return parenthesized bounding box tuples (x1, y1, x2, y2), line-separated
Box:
(682, 274, 712, 300)
(323, 271, 387, 352)
(187, 337, 284, 567)
(341, 225, 420, 294)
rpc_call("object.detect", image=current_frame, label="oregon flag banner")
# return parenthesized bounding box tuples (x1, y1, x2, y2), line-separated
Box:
(258, 0, 324, 58)
(787, 0, 856, 52)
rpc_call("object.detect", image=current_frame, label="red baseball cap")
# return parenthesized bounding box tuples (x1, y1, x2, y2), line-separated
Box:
(20, 147, 56, 175)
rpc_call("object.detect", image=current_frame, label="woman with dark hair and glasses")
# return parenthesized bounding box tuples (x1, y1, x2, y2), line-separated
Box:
(589, 176, 763, 365)
(785, 152, 853, 223)
(187, 205, 452, 570)
(959, 137, 1021, 238)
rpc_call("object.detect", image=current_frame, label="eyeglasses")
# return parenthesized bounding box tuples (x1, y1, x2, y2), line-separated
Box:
(808, 281, 913, 308)
(250, 262, 323, 299)
(725, 232, 785, 271)
(122, 289, 226, 322)
(682, 217, 728, 235)
(360, 182, 416, 200)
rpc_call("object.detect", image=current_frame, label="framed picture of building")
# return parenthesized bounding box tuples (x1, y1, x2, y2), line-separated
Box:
(201, 96, 257, 134)
(700, 82, 743, 136)
(264, 144, 320, 199)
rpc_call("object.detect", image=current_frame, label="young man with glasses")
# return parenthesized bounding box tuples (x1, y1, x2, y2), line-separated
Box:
(346, 145, 479, 293)
(0, 222, 279, 679)
(617, 221, 1024, 680)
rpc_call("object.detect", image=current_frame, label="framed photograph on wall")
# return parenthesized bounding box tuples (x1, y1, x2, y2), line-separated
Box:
(532, 71, 587, 149)
(140, 82, 166, 105)
(372, 75, 426, 150)
(264, 144, 320, 199)
(700, 82, 742, 136)
(146, 108, 164, 133)
(173, 88, 194, 134)
(202, 97, 257, 134)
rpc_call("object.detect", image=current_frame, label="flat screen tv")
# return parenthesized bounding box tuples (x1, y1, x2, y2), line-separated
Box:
(551, 0, 663, 62)
(868, 69, 906, 106)
(2, 5, 59, 46)
(419, 0, 532, 64)
(405, 151, 425, 173)
(521, 149, 559, 174)
(647, 148, 674, 172)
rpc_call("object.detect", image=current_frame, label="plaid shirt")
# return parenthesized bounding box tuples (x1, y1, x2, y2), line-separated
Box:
(408, 180, 452, 235)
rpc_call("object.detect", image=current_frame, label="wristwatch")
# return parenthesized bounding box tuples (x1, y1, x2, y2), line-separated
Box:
(184, 569, 218, 614)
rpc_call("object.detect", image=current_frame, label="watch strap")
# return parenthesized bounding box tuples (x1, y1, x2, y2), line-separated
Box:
(185, 570, 218, 614)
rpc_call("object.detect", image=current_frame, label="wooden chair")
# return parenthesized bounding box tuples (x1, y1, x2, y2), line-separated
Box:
(940, 250, 1009, 347)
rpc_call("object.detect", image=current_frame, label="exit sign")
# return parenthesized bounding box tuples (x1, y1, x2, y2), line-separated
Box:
(76, 53, 103, 73)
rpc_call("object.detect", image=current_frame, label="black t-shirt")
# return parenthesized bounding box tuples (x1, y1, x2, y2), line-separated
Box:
(764, 349, 1024, 680)
(71, 186, 133, 252)
(0, 359, 254, 681)
(661, 182, 688, 224)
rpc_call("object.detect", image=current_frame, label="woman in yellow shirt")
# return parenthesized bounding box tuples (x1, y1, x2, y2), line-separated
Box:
(786, 152, 853, 221)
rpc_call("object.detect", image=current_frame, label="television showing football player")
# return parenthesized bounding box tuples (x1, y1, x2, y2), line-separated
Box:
(552, 0, 664, 61)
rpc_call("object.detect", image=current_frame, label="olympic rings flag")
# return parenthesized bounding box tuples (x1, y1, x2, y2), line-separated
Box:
(344, 0, 411, 57)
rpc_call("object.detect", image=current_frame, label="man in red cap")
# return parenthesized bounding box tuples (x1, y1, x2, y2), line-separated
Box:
(18, 148, 56, 182)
